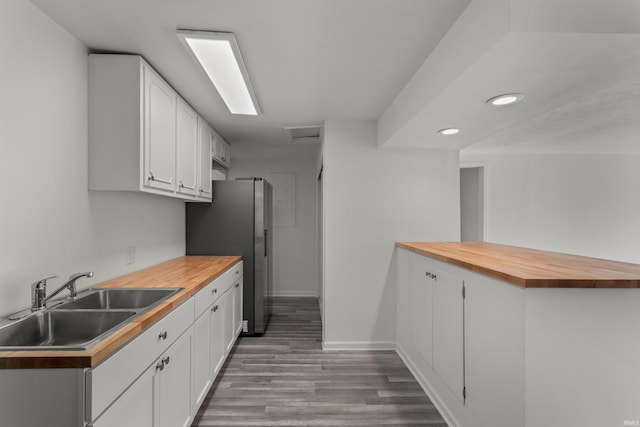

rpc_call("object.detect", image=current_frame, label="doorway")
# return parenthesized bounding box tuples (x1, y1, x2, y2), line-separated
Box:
(460, 165, 485, 242)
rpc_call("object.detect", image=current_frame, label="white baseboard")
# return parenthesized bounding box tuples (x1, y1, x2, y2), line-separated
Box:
(272, 290, 317, 297)
(322, 341, 396, 351)
(395, 343, 460, 427)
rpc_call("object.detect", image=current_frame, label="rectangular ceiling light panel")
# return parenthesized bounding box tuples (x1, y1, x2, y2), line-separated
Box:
(177, 30, 260, 116)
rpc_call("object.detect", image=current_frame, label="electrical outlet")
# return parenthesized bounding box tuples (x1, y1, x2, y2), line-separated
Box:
(125, 246, 136, 265)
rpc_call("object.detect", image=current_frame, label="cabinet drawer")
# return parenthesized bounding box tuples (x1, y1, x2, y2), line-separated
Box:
(194, 262, 243, 318)
(86, 297, 194, 422)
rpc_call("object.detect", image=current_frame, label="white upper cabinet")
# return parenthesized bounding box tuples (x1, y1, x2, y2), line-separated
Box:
(89, 54, 219, 202)
(144, 64, 177, 194)
(212, 131, 231, 169)
(197, 118, 213, 201)
(176, 98, 198, 197)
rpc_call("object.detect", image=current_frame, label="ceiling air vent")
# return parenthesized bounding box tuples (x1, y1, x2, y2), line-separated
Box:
(284, 125, 323, 144)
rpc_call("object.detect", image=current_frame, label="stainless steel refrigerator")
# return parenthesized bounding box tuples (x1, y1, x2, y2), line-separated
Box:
(186, 178, 273, 335)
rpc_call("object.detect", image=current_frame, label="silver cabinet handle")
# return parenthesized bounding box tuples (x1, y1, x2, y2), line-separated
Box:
(148, 172, 173, 185)
(158, 331, 168, 340)
(235, 283, 240, 288)
(212, 288, 217, 294)
(179, 180, 195, 190)
(163, 356, 170, 366)
(212, 304, 219, 312)
(156, 361, 165, 371)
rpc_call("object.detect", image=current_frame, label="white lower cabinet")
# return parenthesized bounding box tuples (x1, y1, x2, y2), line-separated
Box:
(192, 261, 244, 413)
(193, 309, 213, 409)
(409, 255, 434, 367)
(92, 364, 155, 427)
(93, 326, 193, 427)
(233, 279, 243, 336)
(157, 329, 193, 427)
(0, 261, 244, 427)
(432, 266, 465, 404)
(397, 249, 524, 427)
(210, 297, 225, 377)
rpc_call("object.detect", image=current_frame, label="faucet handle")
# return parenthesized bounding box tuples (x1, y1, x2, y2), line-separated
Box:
(31, 275, 58, 290)
(31, 275, 57, 310)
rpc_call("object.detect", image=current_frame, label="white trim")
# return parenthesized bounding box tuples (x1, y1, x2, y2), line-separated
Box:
(272, 290, 317, 297)
(322, 341, 396, 351)
(396, 343, 461, 427)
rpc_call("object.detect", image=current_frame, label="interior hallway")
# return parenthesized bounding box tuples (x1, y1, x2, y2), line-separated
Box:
(193, 297, 447, 426)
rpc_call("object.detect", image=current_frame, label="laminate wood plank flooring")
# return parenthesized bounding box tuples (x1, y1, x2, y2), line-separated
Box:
(192, 297, 447, 426)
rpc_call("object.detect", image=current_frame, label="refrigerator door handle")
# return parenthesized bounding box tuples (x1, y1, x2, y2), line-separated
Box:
(264, 229, 268, 257)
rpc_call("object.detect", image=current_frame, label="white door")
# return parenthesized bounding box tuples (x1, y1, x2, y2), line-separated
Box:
(192, 311, 211, 410)
(210, 301, 225, 378)
(433, 267, 465, 403)
(233, 280, 243, 336)
(176, 98, 198, 197)
(197, 119, 212, 199)
(411, 255, 434, 367)
(158, 329, 193, 427)
(143, 65, 176, 192)
(91, 362, 155, 427)
(223, 290, 234, 354)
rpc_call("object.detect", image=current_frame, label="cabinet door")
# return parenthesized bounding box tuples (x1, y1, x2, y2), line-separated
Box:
(210, 301, 225, 378)
(411, 256, 434, 367)
(221, 140, 231, 167)
(143, 64, 176, 192)
(223, 289, 234, 354)
(233, 280, 243, 336)
(91, 363, 154, 427)
(192, 311, 211, 411)
(197, 118, 212, 200)
(176, 98, 198, 197)
(211, 132, 221, 162)
(432, 267, 465, 403)
(158, 329, 193, 427)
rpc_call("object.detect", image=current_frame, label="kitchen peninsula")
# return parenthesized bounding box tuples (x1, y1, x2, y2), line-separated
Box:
(396, 242, 640, 427)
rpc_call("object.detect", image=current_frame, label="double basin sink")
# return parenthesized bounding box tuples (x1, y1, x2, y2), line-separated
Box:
(0, 288, 181, 351)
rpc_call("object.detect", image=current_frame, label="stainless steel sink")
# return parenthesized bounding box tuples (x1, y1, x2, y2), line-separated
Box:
(0, 288, 182, 351)
(0, 310, 136, 350)
(55, 288, 179, 310)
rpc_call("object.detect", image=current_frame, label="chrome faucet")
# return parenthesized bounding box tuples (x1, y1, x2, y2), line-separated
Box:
(31, 272, 94, 311)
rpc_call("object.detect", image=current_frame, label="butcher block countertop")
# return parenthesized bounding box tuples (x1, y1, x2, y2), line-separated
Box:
(396, 242, 640, 289)
(0, 256, 241, 369)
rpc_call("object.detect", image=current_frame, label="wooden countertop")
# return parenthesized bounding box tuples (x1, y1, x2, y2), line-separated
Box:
(396, 242, 640, 288)
(0, 256, 242, 369)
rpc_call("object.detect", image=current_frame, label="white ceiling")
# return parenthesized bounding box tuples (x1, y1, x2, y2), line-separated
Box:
(377, 0, 640, 153)
(30, 0, 469, 146)
(30, 0, 640, 153)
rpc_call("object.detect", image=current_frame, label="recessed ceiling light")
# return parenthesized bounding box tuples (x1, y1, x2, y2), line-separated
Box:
(437, 128, 460, 135)
(486, 93, 524, 106)
(177, 30, 260, 116)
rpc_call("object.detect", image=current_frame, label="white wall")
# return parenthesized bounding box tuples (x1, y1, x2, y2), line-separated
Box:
(460, 151, 640, 264)
(322, 120, 460, 349)
(229, 143, 318, 297)
(0, 0, 185, 317)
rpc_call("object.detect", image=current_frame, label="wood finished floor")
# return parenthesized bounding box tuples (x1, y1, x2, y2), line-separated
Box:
(192, 297, 447, 426)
